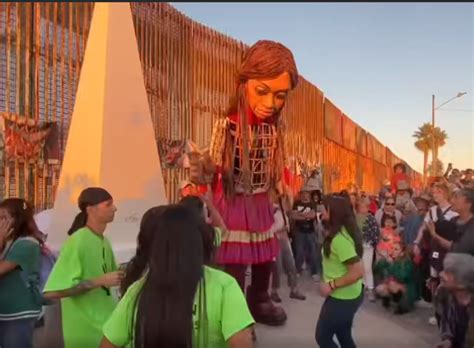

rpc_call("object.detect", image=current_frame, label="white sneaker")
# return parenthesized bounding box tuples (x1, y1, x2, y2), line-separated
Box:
(312, 274, 321, 282)
(428, 316, 438, 326)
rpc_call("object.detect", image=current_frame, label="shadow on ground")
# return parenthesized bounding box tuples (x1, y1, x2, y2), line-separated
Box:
(34, 274, 438, 348)
(255, 275, 438, 348)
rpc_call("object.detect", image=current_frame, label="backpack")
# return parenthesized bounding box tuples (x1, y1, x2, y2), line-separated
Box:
(4, 237, 57, 305)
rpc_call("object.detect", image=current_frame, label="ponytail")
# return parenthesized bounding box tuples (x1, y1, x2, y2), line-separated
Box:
(67, 211, 88, 235)
(68, 187, 113, 235)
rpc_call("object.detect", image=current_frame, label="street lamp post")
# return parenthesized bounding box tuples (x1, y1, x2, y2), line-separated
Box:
(431, 92, 467, 177)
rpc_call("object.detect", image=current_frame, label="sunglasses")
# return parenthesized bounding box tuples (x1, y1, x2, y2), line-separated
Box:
(385, 202, 395, 206)
(102, 247, 111, 296)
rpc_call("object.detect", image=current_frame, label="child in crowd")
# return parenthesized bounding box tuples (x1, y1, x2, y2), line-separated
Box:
(376, 216, 400, 261)
(374, 242, 417, 314)
(391, 163, 410, 194)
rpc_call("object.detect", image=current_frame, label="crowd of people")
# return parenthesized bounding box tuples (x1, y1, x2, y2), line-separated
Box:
(345, 164, 474, 348)
(0, 162, 473, 348)
(271, 163, 474, 347)
(0, 162, 472, 348)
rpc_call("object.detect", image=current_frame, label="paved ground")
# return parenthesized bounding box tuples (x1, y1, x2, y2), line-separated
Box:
(34, 275, 439, 348)
(256, 275, 438, 348)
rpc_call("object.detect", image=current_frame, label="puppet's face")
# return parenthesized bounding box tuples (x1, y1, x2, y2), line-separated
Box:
(246, 72, 291, 119)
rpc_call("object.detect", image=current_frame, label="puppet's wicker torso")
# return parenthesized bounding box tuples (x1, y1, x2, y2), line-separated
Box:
(210, 118, 278, 194)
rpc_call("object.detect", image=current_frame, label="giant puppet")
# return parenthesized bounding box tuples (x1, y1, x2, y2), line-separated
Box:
(195, 40, 299, 326)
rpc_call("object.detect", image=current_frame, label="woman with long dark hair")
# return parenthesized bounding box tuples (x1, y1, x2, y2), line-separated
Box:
(100, 205, 254, 348)
(316, 194, 364, 348)
(43, 187, 124, 348)
(179, 193, 228, 265)
(120, 206, 167, 295)
(0, 199, 43, 348)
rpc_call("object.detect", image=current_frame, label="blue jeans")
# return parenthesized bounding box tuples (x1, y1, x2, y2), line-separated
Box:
(294, 231, 320, 276)
(315, 292, 364, 348)
(0, 318, 36, 348)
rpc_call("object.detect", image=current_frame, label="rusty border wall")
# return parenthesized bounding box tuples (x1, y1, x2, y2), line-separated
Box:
(0, 2, 422, 209)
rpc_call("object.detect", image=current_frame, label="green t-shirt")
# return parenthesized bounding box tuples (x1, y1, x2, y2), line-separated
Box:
(322, 228, 362, 300)
(44, 227, 118, 348)
(103, 266, 255, 348)
(0, 237, 42, 320)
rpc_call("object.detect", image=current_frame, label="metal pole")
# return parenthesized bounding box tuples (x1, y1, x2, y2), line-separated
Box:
(430, 92, 466, 179)
(432, 94, 436, 176)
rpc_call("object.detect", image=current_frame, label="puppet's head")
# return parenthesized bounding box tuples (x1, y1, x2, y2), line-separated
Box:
(227, 40, 299, 121)
(239, 40, 298, 120)
(223, 41, 299, 195)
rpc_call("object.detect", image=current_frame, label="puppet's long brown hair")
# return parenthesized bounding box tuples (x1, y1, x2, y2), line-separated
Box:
(222, 40, 298, 196)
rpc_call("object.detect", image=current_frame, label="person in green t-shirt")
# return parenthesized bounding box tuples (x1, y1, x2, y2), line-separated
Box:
(0, 198, 43, 348)
(43, 187, 124, 348)
(100, 205, 254, 348)
(316, 194, 365, 348)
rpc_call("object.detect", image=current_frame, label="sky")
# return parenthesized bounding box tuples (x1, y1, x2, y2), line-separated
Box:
(171, 2, 473, 172)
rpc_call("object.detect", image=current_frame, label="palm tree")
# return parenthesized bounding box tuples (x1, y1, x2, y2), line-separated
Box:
(414, 138, 431, 183)
(427, 159, 445, 177)
(413, 123, 432, 184)
(432, 127, 448, 171)
(413, 123, 448, 183)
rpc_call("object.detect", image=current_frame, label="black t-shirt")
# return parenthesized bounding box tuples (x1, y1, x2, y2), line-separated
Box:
(451, 217, 474, 256)
(292, 201, 316, 233)
(430, 207, 459, 272)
